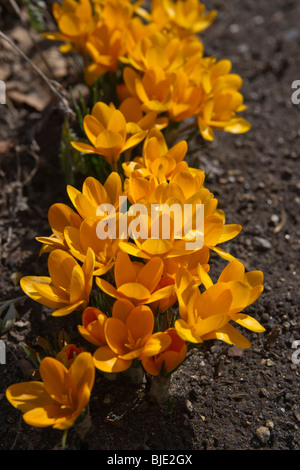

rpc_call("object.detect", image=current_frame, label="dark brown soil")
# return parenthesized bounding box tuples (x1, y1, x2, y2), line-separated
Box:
(0, 0, 300, 451)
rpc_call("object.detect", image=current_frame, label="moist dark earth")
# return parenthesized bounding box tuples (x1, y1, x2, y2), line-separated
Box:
(0, 0, 300, 451)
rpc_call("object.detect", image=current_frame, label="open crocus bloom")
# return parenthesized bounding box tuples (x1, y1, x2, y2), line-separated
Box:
(140, 0, 216, 36)
(140, 327, 187, 376)
(122, 128, 188, 182)
(119, 97, 168, 134)
(96, 251, 175, 306)
(36, 202, 82, 255)
(6, 352, 95, 430)
(174, 261, 265, 348)
(122, 66, 173, 114)
(120, 170, 241, 262)
(71, 102, 148, 169)
(43, 0, 98, 55)
(20, 248, 94, 317)
(196, 58, 251, 141)
(64, 215, 125, 276)
(93, 299, 171, 373)
(120, 31, 185, 74)
(67, 173, 124, 220)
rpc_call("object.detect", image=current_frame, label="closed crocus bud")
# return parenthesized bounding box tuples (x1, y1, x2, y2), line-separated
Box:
(78, 307, 108, 347)
(56, 344, 84, 368)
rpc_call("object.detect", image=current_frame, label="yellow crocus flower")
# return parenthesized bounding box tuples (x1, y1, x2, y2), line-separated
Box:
(122, 128, 188, 182)
(36, 202, 82, 255)
(159, 0, 217, 36)
(174, 261, 265, 348)
(6, 352, 95, 430)
(194, 59, 251, 140)
(20, 248, 94, 317)
(71, 102, 148, 170)
(43, 0, 98, 55)
(138, 0, 216, 37)
(64, 215, 125, 276)
(121, 170, 241, 262)
(67, 173, 123, 220)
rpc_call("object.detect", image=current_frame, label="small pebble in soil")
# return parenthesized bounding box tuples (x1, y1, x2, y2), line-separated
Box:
(253, 236, 272, 250)
(255, 426, 271, 443)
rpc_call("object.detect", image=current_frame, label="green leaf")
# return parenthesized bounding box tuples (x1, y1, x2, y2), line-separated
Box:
(22, 0, 46, 32)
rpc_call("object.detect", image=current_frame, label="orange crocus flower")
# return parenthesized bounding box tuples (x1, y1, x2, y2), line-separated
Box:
(96, 251, 175, 306)
(141, 328, 187, 376)
(93, 299, 171, 373)
(6, 352, 95, 430)
(78, 306, 108, 347)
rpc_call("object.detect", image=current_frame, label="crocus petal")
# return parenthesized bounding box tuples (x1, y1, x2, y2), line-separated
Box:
(52, 301, 86, 317)
(126, 305, 154, 342)
(244, 270, 264, 288)
(93, 345, 131, 373)
(231, 313, 266, 333)
(69, 265, 86, 304)
(148, 284, 175, 303)
(195, 313, 230, 337)
(84, 115, 104, 145)
(69, 352, 95, 396)
(105, 318, 128, 355)
(95, 130, 124, 149)
(210, 246, 238, 262)
(140, 238, 173, 256)
(117, 283, 151, 303)
(112, 299, 135, 323)
(141, 332, 172, 357)
(175, 319, 201, 343)
(20, 276, 67, 309)
(137, 257, 163, 293)
(48, 203, 81, 239)
(48, 250, 78, 290)
(71, 141, 96, 154)
(218, 224, 242, 244)
(58, 14, 82, 37)
(122, 131, 148, 152)
(205, 323, 252, 349)
(118, 241, 151, 259)
(39, 357, 69, 404)
(23, 405, 66, 428)
(114, 251, 137, 288)
(218, 261, 245, 283)
(96, 277, 118, 298)
(92, 102, 114, 128)
(6, 381, 55, 413)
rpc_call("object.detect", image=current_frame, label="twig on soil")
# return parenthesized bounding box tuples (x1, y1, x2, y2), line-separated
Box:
(0, 30, 75, 118)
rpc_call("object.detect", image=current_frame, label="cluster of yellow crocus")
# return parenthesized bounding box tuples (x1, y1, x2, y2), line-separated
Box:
(43, 0, 250, 146)
(6, 0, 265, 434)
